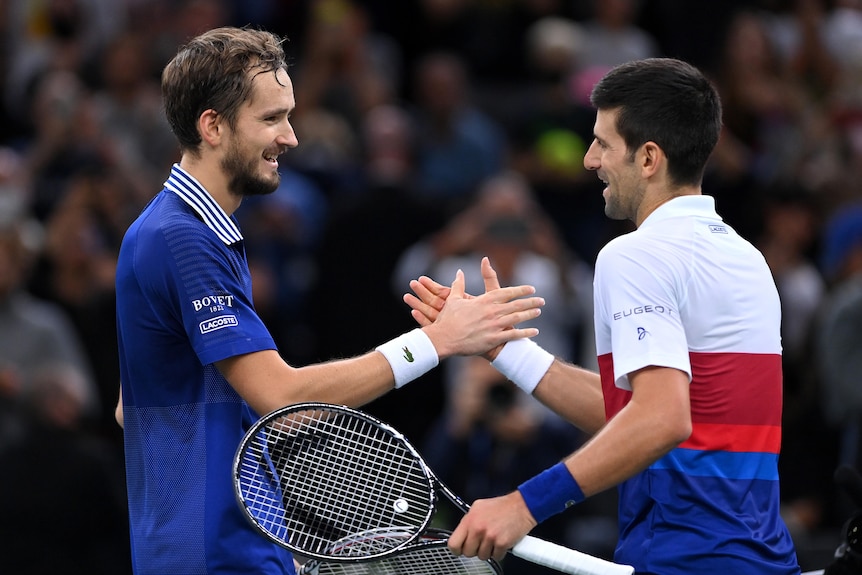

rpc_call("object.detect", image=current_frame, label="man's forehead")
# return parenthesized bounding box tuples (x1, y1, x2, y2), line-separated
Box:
(594, 109, 620, 137)
(246, 67, 294, 106)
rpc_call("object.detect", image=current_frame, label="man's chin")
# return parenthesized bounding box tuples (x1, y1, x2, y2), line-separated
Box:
(231, 174, 280, 198)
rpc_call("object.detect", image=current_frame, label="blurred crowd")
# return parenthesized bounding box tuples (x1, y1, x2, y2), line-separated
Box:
(1, 0, 862, 572)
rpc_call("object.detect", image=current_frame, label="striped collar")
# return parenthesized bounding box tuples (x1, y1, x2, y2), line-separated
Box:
(163, 164, 243, 245)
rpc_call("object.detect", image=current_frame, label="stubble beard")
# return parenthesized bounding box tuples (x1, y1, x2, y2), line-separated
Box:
(604, 178, 643, 222)
(604, 188, 628, 221)
(222, 139, 280, 198)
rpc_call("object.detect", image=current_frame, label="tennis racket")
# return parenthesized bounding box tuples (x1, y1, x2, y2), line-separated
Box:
(298, 527, 502, 575)
(233, 402, 633, 575)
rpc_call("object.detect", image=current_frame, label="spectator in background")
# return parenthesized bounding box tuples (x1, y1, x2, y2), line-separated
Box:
(235, 167, 328, 365)
(310, 103, 446, 440)
(578, 0, 660, 73)
(27, 164, 144, 440)
(2, 0, 125, 130)
(393, 170, 594, 369)
(760, 0, 840, 103)
(815, 202, 862, 543)
(292, 0, 402, 130)
(756, 182, 836, 552)
(140, 0, 233, 74)
(361, 103, 417, 192)
(816, 203, 862, 468)
(0, 217, 99, 422)
(758, 182, 826, 368)
(513, 15, 591, 177)
(89, 31, 178, 196)
(0, 361, 131, 575)
(706, 8, 833, 240)
(19, 69, 99, 221)
(506, 15, 616, 263)
(394, 0, 476, 93)
(286, 0, 400, 199)
(409, 51, 506, 213)
(391, 170, 596, 446)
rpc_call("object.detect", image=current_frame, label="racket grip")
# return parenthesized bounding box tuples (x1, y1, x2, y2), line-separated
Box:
(511, 535, 634, 575)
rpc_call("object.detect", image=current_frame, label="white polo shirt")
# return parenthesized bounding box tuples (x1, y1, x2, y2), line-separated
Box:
(593, 194, 798, 574)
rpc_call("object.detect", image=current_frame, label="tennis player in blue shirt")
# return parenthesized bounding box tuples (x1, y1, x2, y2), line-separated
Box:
(113, 26, 545, 575)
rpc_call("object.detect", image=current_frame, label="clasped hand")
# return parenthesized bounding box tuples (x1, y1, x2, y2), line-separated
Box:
(407, 257, 538, 361)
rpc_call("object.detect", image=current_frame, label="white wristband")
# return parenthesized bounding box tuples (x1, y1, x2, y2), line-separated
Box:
(376, 328, 439, 388)
(491, 339, 555, 394)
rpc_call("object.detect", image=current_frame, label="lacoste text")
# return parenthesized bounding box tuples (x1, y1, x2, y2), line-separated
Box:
(200, 315, 238, 334)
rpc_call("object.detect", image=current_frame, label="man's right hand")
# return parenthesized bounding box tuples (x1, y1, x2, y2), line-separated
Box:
(407, 257, 523, 360)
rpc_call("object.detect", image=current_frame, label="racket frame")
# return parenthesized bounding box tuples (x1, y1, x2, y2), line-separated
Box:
(298, 528, 503, 575)
(233, 402, 439, 561)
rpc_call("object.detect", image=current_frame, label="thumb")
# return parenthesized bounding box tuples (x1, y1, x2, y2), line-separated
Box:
(450, 268, 466, 299)
(481, 256, 501, 292)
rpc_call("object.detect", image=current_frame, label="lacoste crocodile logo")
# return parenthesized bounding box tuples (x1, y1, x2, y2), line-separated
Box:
(402, 346, 414, 362)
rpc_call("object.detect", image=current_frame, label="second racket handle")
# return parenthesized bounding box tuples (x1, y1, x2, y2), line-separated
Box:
(511, 535, 634, 575)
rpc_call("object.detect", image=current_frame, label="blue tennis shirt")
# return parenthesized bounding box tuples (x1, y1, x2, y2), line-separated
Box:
(116, 165, 295, 574)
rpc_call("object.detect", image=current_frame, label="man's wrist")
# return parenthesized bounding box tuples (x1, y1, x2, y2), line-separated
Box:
(490, 339, 554, 394)
(376, 328, 439, 388)
(517, 462, 585, 524)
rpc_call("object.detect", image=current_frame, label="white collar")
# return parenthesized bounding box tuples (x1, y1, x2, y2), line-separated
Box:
(639, 195, 720, 229)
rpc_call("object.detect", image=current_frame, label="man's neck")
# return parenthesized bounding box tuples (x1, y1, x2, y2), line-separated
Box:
(635, 186, 701, 228)
(178, 157, 240, 216)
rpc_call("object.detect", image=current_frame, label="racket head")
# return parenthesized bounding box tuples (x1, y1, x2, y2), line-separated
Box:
(233, 402, 437, 561)
(299, 528, 503, 575)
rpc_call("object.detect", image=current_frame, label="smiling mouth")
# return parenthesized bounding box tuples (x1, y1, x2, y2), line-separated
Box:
(263, 153, 279, 168)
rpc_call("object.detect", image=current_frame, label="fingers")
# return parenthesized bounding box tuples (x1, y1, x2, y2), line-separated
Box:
(403, 293, 436, 326)
(409, 278, 447, 311)
(481, 256, 501, 292)
(448, 522, 467, 556)
(416, 275, 450, 299)
(479, 284, 539, 305)
(448, 512, 507, 562)
(497, 326, 540, 342)
(490, 299, 544, 338)
(449, 268, 466, 299)
(410, 307, 433, 327)
(448, 520, 494, 561)
(404, 276, 450, 327)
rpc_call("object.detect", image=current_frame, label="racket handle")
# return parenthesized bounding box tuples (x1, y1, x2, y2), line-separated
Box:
(511, 535, 634, 575)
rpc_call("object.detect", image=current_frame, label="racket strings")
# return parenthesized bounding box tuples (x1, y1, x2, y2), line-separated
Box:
(280, 416, 431, 527)
(303, 540, 500, 575)
(237, 408, 435, 557)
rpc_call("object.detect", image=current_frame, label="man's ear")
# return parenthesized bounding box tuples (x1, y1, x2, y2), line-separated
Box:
(198, 109, 222, 147)
(640, 141, 664, 179)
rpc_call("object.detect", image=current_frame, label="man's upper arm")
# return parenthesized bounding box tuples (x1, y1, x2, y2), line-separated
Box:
(628, 365, 692, 443)
(216, 349, 292, 416)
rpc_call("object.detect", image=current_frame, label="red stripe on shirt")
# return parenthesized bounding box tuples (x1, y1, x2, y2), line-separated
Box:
(679, 422, 782, 453)
(598, 351, 783, 428)
(688, 352, 783, 426)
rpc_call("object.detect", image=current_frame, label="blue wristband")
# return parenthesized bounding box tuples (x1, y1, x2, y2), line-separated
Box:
(517, 462, 585, 523)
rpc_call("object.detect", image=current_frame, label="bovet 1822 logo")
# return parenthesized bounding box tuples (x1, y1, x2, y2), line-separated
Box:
(192, 295, 235, 312)
(200, 315, 238, 334)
